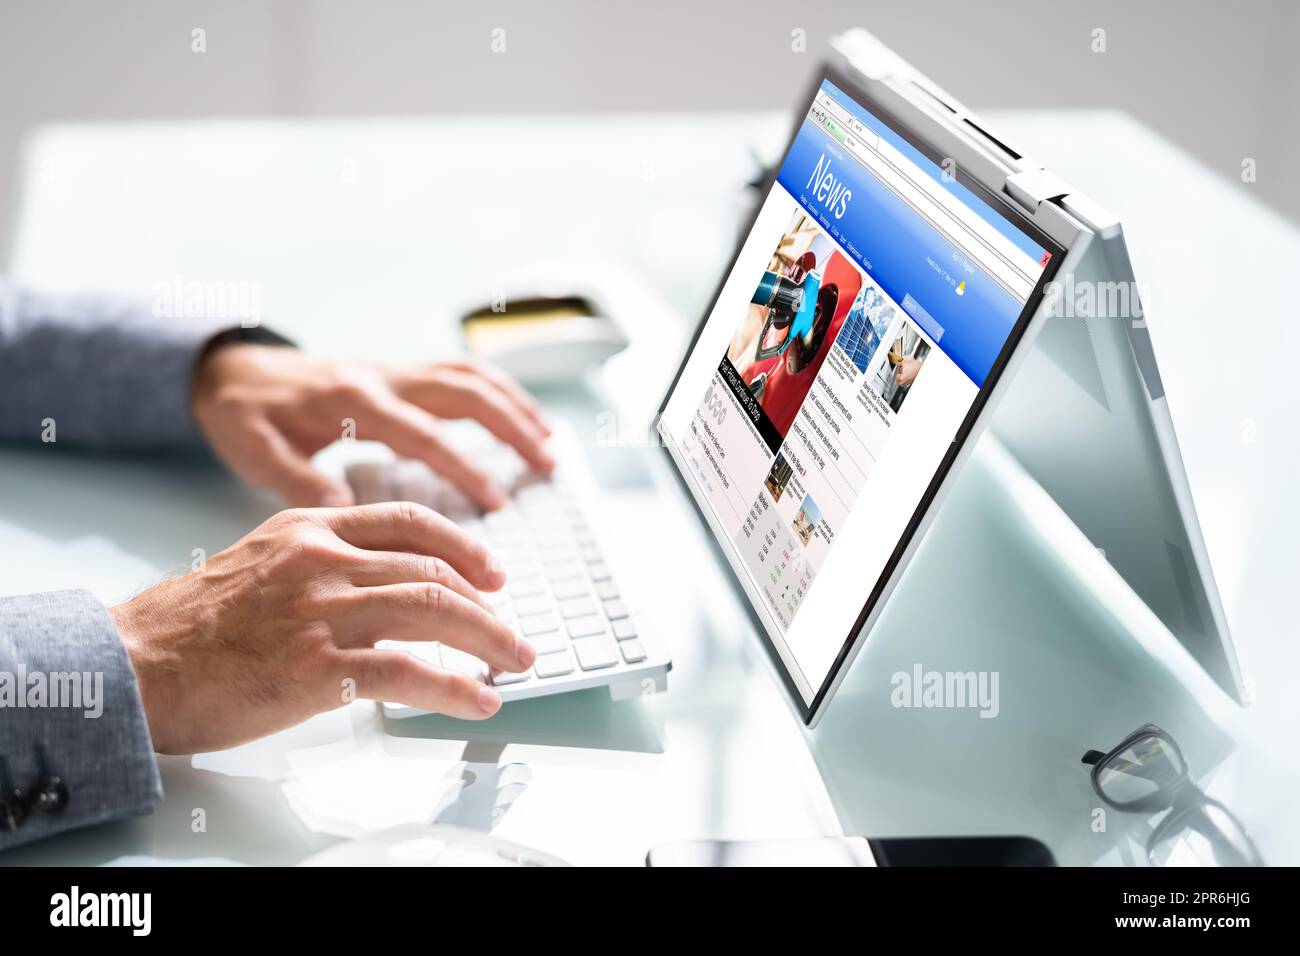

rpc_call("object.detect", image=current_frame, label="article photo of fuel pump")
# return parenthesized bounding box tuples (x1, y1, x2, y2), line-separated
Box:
(722, 210, 864, 438)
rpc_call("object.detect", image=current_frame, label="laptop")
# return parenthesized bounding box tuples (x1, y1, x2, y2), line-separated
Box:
(358, 28, 1244, 725)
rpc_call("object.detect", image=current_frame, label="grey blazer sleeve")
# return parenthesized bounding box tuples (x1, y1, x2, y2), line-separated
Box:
(0, 278, 237, 448)
(0, 590, 163, 851)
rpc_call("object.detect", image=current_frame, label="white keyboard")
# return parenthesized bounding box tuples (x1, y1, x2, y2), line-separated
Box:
(346, 434, 670, 717)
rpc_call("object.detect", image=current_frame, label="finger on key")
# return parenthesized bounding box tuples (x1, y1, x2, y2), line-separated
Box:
(315, 502, 505, 591)
(414, 370, 554, 473)
(345, 649, 501, 718)
(363, 397, 508, 510)
(333, 582, 534, 674)
(432, 359, 551, 437)
(342, 547, 495, 614)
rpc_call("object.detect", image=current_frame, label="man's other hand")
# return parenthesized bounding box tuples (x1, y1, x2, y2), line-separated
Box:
(192, 345, 553, 510)
(110, 503, 537, 754)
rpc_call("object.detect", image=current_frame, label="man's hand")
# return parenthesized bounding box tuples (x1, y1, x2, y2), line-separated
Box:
(110, 503, 536, 755)
(895, 356, 922, 388)
(192, 345, 554, 510)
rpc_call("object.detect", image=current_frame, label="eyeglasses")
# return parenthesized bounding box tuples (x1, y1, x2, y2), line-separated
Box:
(1081, 723, 1263, 867)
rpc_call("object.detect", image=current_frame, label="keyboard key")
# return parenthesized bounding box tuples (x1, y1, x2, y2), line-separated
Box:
(485, 508, 523, 530)
(503, 561, 541, 581)
(579, 546, 603, 564)
(594, 580, 619, 601)
(491, 669, 531, 686)
(612, 619, 638, 641)
(527, 630, 568, 655)
(603, 599, 629, 621)
(587, 562, 612, 582)
(509, 575, 547, 598)
(537, 543, 578, 562)
(483, 590, 511, 610)
(574, 636, 619, 670)
(519, 612, 560, 636)
(513, 595, 553, 618)
(440, 646, 488, 682)
(529, 510, 568, 528)
(492, 540, 533, 560)
(516, 484, 559, 505)
(532, 519, 571, 537)
(559, 596, 597, 619)
(551, 579, 590, 600)
(486, 526, 528, 545)
(619, 639, 646, 664)
(534, 650, 575, 678)
(546, 560, 584, 581)
(566, 615, 608, 639)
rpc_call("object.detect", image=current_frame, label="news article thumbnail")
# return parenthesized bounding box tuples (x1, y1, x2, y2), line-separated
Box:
(791, 494, 822, 547)
(721, 209, 864, 450)
(867, 318, 932, 413)
(838, 283, 896, 374)
(764, 452, 794, 503)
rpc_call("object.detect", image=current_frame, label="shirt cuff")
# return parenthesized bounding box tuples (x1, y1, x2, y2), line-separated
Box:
(0, 589, 163, 851)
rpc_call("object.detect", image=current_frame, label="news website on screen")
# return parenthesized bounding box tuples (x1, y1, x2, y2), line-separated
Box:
(659, 78, 1053, 703)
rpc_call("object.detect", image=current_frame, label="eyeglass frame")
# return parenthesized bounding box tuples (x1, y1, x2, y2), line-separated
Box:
(1080, 722, 1263, 866)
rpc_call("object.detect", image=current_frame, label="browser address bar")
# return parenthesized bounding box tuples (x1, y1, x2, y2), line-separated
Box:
(811, 97, 1036, 301)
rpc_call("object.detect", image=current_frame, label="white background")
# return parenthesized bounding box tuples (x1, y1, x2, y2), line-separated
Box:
(2, 0, 1296, 240)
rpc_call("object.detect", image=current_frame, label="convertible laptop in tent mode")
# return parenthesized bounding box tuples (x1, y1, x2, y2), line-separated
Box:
(652, 28, 1242, 725)
(360, 28, 1242, 726)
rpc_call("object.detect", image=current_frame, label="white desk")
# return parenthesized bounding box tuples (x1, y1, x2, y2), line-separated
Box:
(2, 111, 1297, 865)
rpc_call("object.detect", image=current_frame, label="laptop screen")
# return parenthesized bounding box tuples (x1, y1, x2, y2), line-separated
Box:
(657, 72, 1062, 716)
